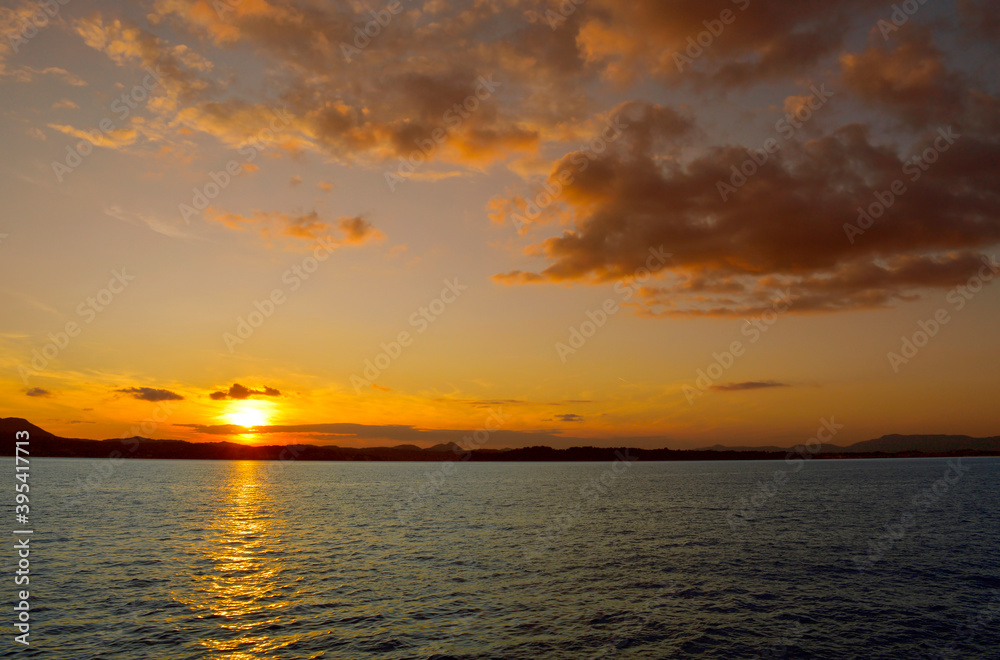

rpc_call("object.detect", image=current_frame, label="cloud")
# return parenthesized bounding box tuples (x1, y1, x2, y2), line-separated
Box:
(493, 111, 1000, 316)
(280, 210, 329, 240)
(105, 205, 193, 239)
(49, 123, 139, 149)
(10, 0, 993, 330)
(209, 383, 281, 400)
(840, 31, 961, 129)
(0, 3, 38, 78)
(52, 99, 79, 110)
(290, 175, 302, 187)
(207, 208, 382, 245)
(958, 0, 1000, 42)
(574, 0, 891, 86)
(25, 388, 51, 397)
(317, 181, 334, 192)
(338, 216, 382, 244)
(710, 381, 789, 392)
(840, 30, 999, 133)
(4, 65, 88, 86)
(554, 413, 584, 422)
(73, 15, 215, 101)
(132, 1, 553, 167)
(432, 398, 529, 408)
(116, 387, 184, 401)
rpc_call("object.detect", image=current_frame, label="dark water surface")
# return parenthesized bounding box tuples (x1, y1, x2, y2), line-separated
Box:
(3, 457, 998, 659)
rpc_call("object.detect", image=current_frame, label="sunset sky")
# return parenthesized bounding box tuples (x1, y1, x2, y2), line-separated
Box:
(1, 0, 998, 449)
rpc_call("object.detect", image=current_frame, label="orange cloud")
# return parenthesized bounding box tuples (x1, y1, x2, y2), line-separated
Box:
(206, 207, 382, 247)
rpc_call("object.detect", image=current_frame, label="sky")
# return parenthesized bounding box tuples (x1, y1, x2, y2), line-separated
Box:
(1, 0, 998, 450)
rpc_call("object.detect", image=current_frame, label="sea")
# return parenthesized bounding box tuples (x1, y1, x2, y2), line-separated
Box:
(2, 456, 998, 659)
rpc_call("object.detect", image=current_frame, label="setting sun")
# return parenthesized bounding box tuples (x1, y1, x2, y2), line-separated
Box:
(224, 401, 273, 429)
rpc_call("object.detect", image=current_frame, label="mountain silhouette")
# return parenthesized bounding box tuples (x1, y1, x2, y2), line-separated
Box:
(1, 418, 997, 461)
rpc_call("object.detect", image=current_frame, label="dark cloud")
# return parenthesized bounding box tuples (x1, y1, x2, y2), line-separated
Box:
(840, 31, 964, 129)
(209, 383, 281, 400)
(554, 414, 584, 422)
(25, 388, 51, 397)
(711, 381, 789, 392)
(494, 114, 1000, 316)
(958, 0, 1000, 42)
(574, 0, 896, 86)
(117, 387, 184, 402)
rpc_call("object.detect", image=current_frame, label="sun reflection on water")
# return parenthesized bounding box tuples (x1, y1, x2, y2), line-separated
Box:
(174, 461, 298, 658)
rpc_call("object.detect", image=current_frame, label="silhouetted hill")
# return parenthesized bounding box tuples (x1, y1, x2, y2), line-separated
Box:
(425, 442, 462, 452)
(841, 434, 1000, 453)
(2, 419, 998, 462)
(0, 418, 57, 440)
(700, 434, 999, 454)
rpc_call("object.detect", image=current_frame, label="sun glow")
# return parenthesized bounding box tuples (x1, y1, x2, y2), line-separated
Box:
(224, 401, 274, 429)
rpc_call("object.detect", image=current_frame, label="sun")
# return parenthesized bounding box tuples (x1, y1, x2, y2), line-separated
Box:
(224, 401, 273, 429)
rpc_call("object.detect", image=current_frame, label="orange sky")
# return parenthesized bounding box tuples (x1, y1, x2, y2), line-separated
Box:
(1, 0, 998, 449)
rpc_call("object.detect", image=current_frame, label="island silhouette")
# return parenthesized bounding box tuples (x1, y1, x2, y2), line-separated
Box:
(2, 418, 997, 462)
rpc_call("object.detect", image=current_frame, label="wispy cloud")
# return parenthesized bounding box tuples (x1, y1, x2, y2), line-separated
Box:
(710, 381, 790, 393)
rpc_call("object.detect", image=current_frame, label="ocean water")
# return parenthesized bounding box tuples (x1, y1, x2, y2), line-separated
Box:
(2, 456, 998, 659)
